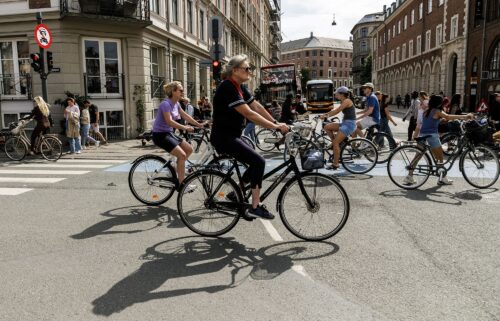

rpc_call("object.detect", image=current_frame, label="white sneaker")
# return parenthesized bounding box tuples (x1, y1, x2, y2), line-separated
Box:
(95, 141, 100, 148)
(76, 150, 81, 154)
(437, 176, 453, 185)
(184, 184, 198, 193)
(403, 175, 416, 185)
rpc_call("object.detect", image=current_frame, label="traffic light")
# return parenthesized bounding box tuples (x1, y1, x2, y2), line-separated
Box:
(30, 53, 42, 73)
(212, 60, 222, 81)
(46, 51, 53, 72)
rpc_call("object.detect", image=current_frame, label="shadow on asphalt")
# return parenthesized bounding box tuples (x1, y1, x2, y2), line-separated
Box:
(379, 186, 498, 205)
(70, 205, 182, 240)
(91, 236, 339, 316)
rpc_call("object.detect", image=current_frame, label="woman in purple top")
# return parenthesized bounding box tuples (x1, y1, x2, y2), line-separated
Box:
(152, 81, 205, 185)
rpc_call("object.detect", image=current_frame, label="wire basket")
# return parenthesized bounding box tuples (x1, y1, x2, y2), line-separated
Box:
(464, 121, 489, 144)
(293, 122, 313, 138)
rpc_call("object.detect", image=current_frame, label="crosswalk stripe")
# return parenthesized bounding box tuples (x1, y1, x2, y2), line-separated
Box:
(57, 159, 127, 163)
(12, 164, 111, 169)
(0, 170, 90, 175)
(0, 177, 66, 183)
(0, 188, 33, 195)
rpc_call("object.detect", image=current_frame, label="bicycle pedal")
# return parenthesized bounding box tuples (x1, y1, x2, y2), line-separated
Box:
(242, 209, 256, 221)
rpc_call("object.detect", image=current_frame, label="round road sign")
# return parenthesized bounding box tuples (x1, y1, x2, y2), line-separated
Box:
(34, 24, 52, 49)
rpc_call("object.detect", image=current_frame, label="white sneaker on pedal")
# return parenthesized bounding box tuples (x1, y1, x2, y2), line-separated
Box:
(403, 175, 416, 185)
(184, 184, 198, 193)
(95, 141, 100, 148)
(437, 176, 453, 185)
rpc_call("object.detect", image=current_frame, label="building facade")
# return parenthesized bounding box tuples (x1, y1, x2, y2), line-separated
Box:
(280, 32, 353, 90)
(465, 0, 500, 110)
(372, 0, 468, 102)
(351, 12, 383, 96)
(0, 0, 280, 139)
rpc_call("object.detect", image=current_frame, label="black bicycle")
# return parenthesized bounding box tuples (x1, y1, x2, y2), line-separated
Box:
(176, 130, 350, 241)
(364, 124, 397, 163)
(387, 119, 499, 189)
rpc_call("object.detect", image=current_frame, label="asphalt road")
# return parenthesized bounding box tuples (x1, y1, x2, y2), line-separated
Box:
(0, 109, 499, 321)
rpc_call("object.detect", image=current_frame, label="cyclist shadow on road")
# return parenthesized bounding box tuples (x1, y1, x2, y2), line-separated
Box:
(92, 236, 339, 316)
(70, 205, 183, 240)
(380, 186, 465, 205)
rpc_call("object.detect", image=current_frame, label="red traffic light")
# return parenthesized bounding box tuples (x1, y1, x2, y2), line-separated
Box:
(212, 60, 220, 67)
(31, 53, 40, 61)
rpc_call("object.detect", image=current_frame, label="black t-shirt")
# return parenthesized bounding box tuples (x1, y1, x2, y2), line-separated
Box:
(212, 80, 254, 137)
(380, 103, 388, 119)
(89, 104, 98, 123)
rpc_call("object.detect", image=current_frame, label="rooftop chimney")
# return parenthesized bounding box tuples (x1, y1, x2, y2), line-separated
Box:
(310, 32, 313, 38)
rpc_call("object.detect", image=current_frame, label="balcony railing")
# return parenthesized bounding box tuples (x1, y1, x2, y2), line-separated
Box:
(84, 73, 125, 98)
(60, 0, 151, 23)
(0, 74, 32, 100)
(151, 75, 165, 99)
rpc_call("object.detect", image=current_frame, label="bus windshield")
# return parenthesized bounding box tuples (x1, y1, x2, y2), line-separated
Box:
(307, 84, 333, 102)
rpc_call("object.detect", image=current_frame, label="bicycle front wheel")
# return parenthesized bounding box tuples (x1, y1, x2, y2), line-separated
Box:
(4, 136, 27, 161)
(340, 138, 378, 174)
(40, 136, 62, 161)
(177, 170, 242, 237)
(387, 145, 431, 189)
(255, 128, 280, 152)
(278, 173, 349, 241)
(128, 155, 176, 205)
(460, 145, 499, 189)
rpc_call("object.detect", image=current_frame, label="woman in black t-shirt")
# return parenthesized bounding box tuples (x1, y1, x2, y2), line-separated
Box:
(211, 54, 288, 220)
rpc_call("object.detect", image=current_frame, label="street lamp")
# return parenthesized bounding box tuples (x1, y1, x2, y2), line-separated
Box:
(331, 14, 337, 26)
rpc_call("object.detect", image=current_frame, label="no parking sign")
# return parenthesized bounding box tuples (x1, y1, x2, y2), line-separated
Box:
(34, 23, 52, 49)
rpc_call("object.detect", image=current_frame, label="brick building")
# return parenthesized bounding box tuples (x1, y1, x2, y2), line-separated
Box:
(280, 32, 353, 90)
(351, 12, 383, 96)
(372, 0, 468, 101)
(465, 0, 500, 110)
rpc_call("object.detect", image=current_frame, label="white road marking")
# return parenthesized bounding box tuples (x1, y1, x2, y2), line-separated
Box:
(0, 188, 33, 195)
(12, 164, 111, 169)
(57, 159, 127, 163)
(292, 265, 313, 280)
(259, 219, 283, 241)
(0, 177, 66, 183)
(0, 170, 90, 175)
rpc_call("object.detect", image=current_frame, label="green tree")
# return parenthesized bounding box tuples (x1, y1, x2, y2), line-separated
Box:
(360, 55, 373, 85)
(299, 67, 311, 92)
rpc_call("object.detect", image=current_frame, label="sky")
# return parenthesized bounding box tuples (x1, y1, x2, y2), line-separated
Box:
(280, 0, 386, 41)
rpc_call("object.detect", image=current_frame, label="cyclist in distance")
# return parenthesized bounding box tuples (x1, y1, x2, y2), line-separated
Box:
(152, 81, 206, 189)
(320, 86, 357, 170)
(211, 54, 289, 220)
(24, 96, 52, 155)
(353, 82, 381, 138)
(403, 95, 474, 186)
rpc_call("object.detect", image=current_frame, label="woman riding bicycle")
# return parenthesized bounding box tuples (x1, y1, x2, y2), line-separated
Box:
(320, 86, 356, 170)
(211, 54, 288, 220)
(152, 81, 205, 188)
(24, 96, 52, 155)
(404, 95, 473, 186)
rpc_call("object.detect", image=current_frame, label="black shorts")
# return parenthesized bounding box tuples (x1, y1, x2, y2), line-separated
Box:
(152, 132, 183, 153)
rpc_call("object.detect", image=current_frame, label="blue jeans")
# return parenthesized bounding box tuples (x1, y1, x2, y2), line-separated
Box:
(68, 137, 81, 153)
(243, 122, 256, 142)
(81, 124, 97, 146)
(379, 118, 393, 138)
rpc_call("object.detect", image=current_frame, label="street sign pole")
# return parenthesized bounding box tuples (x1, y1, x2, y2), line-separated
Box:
(36, 12, 48, 102)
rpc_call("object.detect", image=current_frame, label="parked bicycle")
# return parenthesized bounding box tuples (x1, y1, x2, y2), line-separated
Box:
(387, 119, 499, 189)
(176, 128, 350, 241)
(4, 119, 62, 161)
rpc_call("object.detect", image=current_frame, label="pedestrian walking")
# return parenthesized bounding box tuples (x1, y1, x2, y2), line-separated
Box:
(396, 94, 402, 109)
(64, 97, 82, 154)
(80, 103, 99, 149)
(404, 93, 411, 109)
(402, 91, 419, 141)
(380, 94, 397, 138)
(83, 100, 108, 145)
(201, 96, 213, 120)
(413, 91, 429, 140)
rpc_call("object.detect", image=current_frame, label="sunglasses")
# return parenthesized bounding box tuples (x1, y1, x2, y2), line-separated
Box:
(238, 66, 254, 73)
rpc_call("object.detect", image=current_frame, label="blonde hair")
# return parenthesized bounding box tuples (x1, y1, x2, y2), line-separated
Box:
(163, 81, 183, 98)
(34, 96, 50, 117)
(221, 54, 249, 79)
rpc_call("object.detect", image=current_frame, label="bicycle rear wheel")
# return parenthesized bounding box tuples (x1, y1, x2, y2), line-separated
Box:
(4, 136, 27, 161)
(371, 132, 396, 163)
(177, 170, 242, 236)
(460, 145, 499, 189)
(278, 173, 349, 241)
(387, 145, 431, 189)
(256, 128, 280, 152)
(128, 155, 176, 205)
(40, 136, 62, 161)
(340, 138, 378, 174)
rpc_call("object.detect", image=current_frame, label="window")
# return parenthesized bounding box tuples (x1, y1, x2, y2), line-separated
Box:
(416, 35, 422, 54)
(328, 51, 332, 57)
(172, 0, 179, 25)
(312, 50, 317, 56)
(396, 46, 400, 62)
(409, 40, 414, 57)
(312, 70, 317, 78)
(436, 24, 442, 46)
(489, 41, 500, 79)
(388, 29, 391, 41)
(312, 60, 317, 67)
(187, 0, 193, 33)
(425, 30, 431, 51)
(171, 53, 180, 80)
(83, 39, 122, 95)
(199, 10, 205, 41)
(2, 112, 31, 129)
(319, 70, 323, 77)
(0, 40, 30, 97)
(393, 25, 396, 37)
(360, 40, 367, 52)
(320, 50, 324, 56)
(428, 0, 432, 13)
(305, 50, 309, 57)
(150, 47, 162, 98)
(402, 44, 407, 60)
(149, 0, 159, 14)
(450, 15, 458, 39)
(398, 21, 401, 34)
(319, 60, 323, 67)
(328, 61, 331, 67)
(391, 50, 394, 65)
(404, 15, 408, 29)
(334, 51, 337, 58)
(419, 2, 423, 19)
(328, 69, 332, 78)
(334, 61, 337, 67)
(360, 27, 368, 37)
(411, 9, 415, 25)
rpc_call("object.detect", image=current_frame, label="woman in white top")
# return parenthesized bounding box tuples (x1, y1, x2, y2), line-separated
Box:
(413, 91, 429, 140)
(64, 97, 82, 154)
